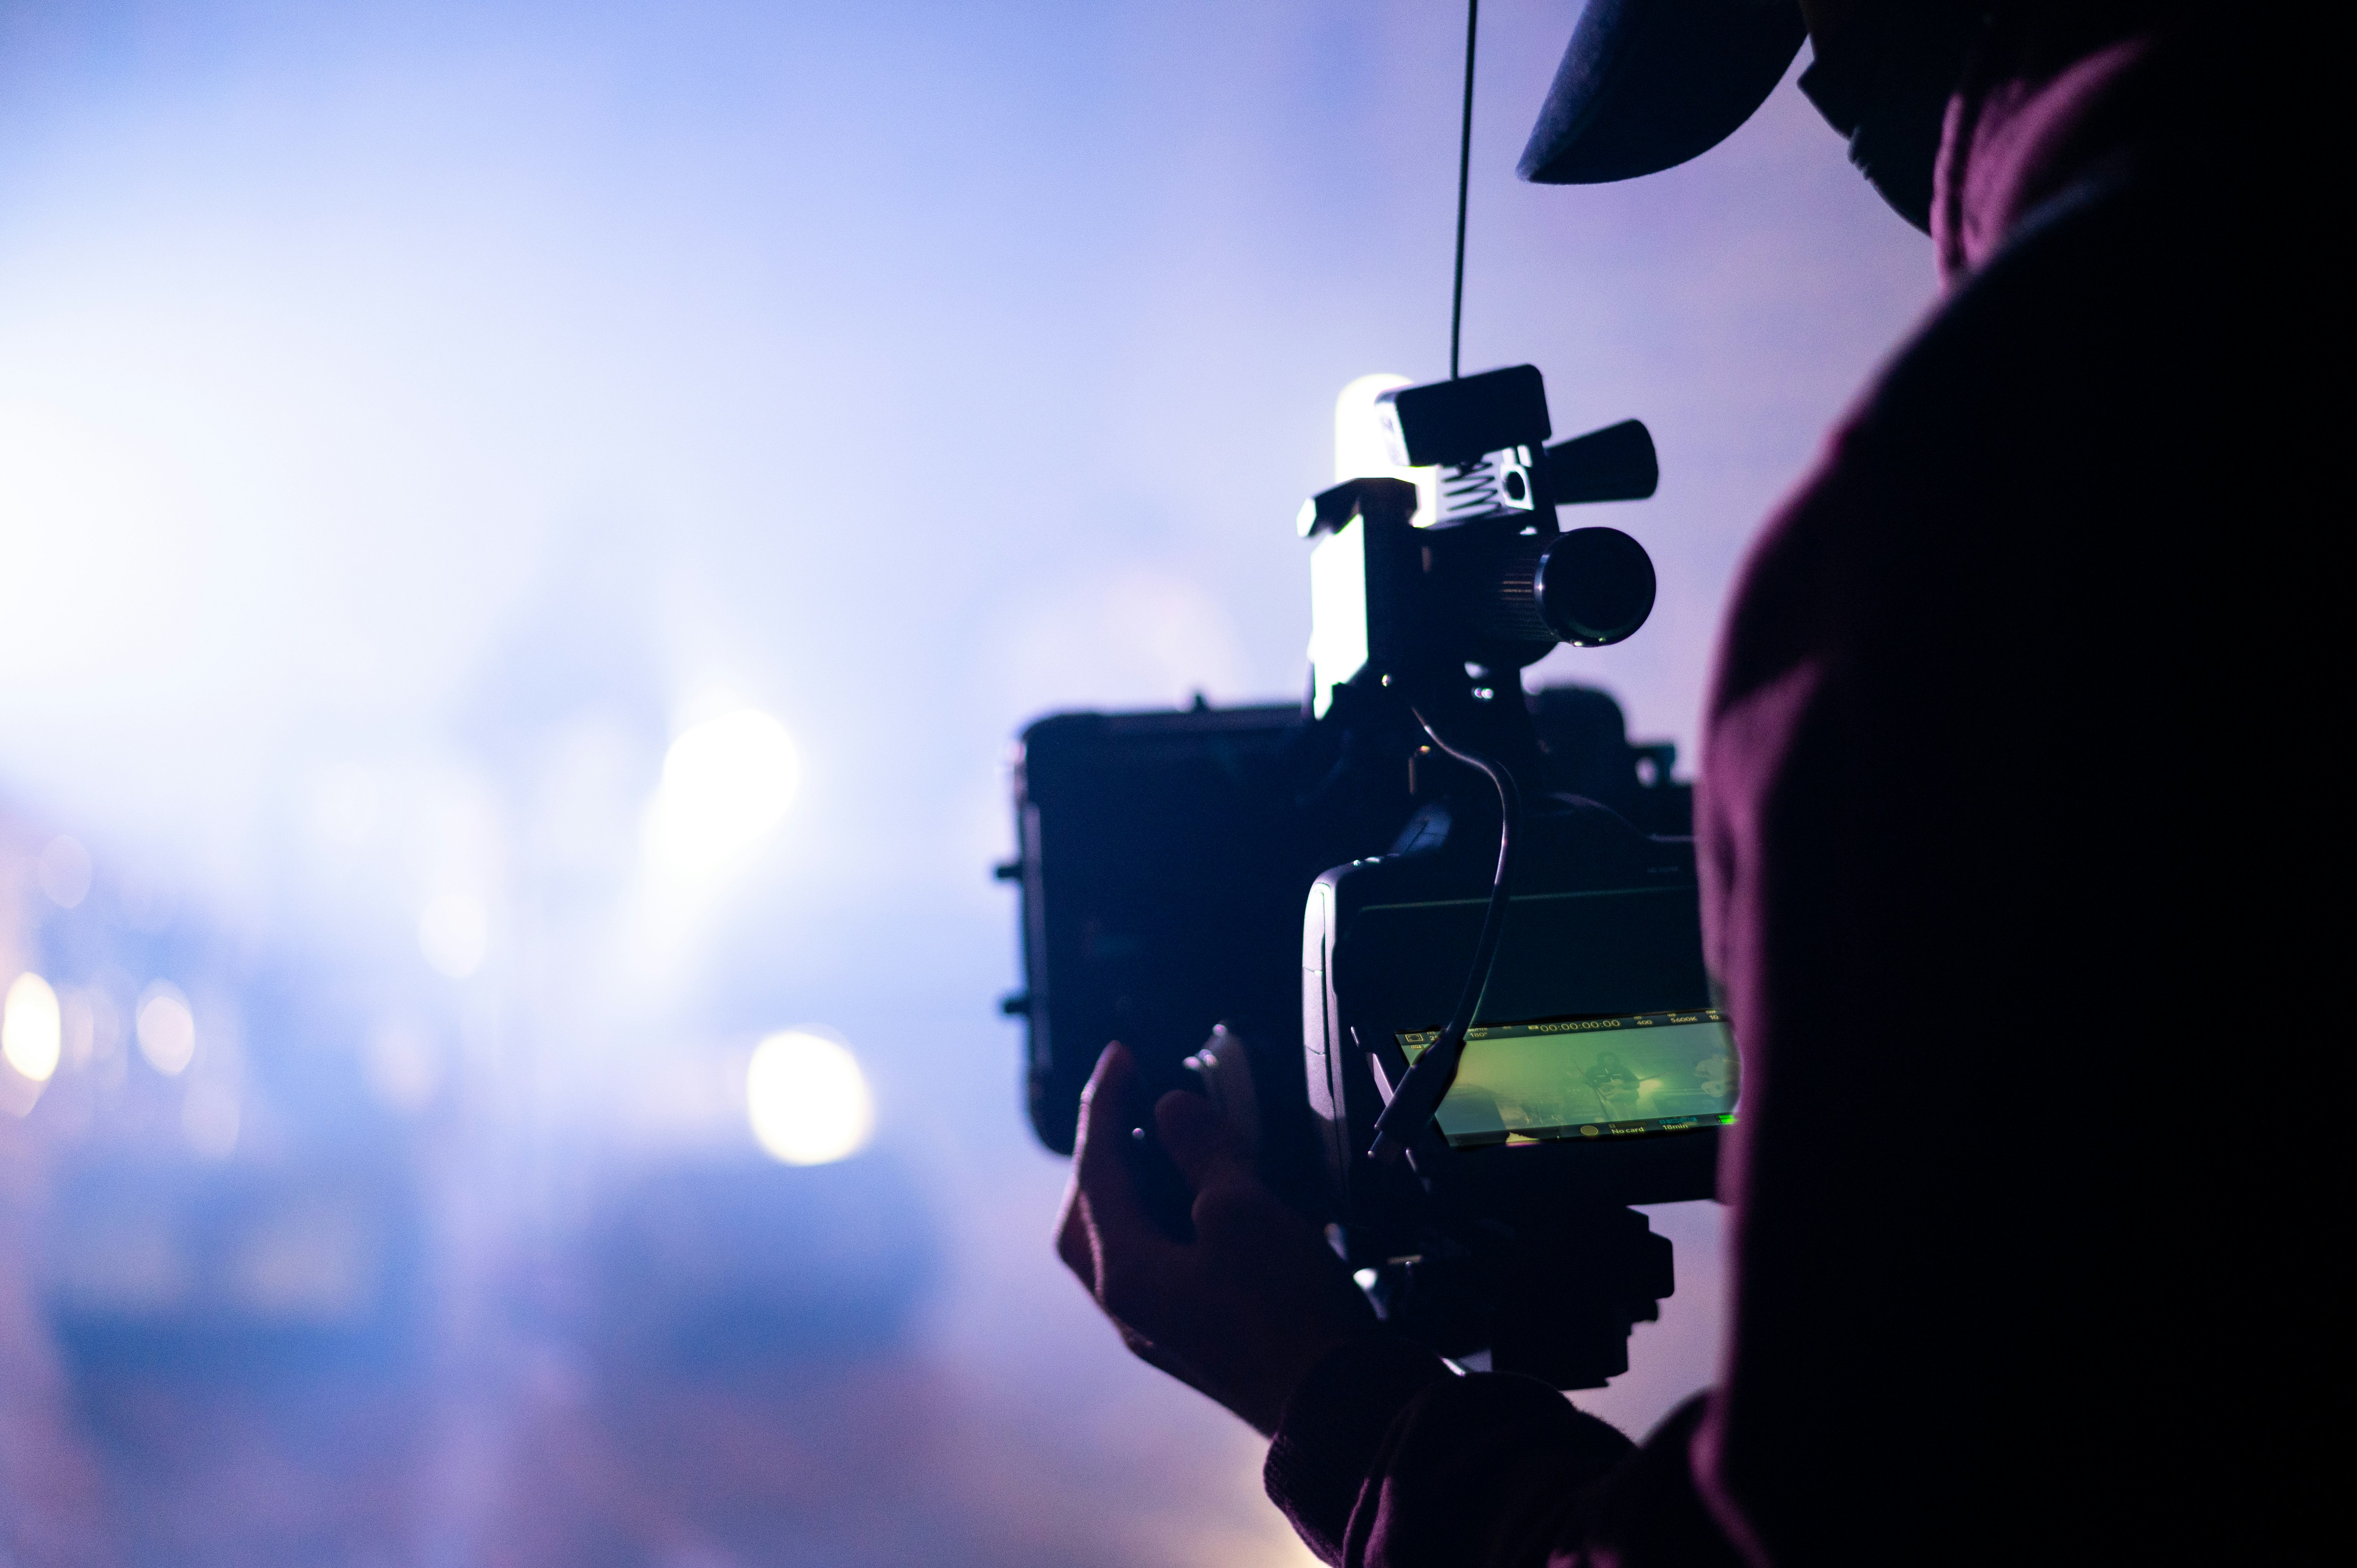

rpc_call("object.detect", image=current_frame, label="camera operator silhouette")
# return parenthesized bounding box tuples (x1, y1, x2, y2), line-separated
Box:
(1058, 1, 2294, 1562)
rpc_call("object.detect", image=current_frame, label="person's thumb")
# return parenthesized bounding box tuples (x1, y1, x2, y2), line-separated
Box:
(1156, 1088, 1248, 1191)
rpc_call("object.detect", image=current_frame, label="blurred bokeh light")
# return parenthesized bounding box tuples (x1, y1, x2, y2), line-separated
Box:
(3, 970, 60, 1084)
(747, 1029, 874, 1167)
(133, 984, 196, 1076)
(646, 706, 801, 879)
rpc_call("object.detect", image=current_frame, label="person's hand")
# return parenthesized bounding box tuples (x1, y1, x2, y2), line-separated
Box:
(1056, 1041, 1378, 1435)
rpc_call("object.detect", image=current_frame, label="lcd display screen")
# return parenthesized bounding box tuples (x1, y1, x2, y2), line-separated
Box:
(1398, 1010, 1739, 1148)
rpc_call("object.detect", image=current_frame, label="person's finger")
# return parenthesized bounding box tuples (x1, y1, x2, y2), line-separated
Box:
(1069, 1043, 1186, 1307)
(1057, 1042, 1134, 1289)
(1156, 1086, 1249, 1192)
(1073, 1042, 1142, 1208)
(1117, 1324, 1216, 1402)
(1058, 1041, 1141, 1288)
(1055, 1169, 1094, 1291)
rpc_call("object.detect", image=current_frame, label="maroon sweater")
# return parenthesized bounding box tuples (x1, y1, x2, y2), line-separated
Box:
(1264, 14, 2275, 1564)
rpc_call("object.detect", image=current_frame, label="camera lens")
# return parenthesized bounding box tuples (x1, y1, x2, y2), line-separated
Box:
(1535, 527, 1655, 646)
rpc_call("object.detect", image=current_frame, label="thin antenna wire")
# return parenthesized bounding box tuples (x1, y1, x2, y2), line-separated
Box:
(1449, 0, 1479, 380)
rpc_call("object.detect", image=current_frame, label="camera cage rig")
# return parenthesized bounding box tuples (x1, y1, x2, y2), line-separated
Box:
(1003, 364, 1724, 1388)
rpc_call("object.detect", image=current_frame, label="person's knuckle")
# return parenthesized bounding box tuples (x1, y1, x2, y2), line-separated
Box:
(1193, 1179, 1262, 1231)
(1097, 1261, 1153, 1318)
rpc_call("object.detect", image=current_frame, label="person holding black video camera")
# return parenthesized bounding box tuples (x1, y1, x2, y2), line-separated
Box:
(1060, 0, 2298, 1561)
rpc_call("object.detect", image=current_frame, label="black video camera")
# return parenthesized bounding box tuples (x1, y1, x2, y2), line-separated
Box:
(1000, 366, 1737, 1389)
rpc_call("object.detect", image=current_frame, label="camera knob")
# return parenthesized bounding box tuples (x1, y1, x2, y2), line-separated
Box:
(1535, 527, 1655, 646)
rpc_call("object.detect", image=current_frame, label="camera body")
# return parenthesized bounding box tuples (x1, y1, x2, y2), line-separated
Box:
(1004, 366, 1726, 1387)
(1302, 788, 1720, 1386)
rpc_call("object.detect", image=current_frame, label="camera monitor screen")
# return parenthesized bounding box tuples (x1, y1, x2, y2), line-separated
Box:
(1398, 1010, 1739, 1148)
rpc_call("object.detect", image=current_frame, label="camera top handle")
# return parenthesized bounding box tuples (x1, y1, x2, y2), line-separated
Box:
(1302, 366, 1665, 1167)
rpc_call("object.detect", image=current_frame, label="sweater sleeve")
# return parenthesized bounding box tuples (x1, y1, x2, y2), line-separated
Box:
(1263, 1340, 1742, 1567)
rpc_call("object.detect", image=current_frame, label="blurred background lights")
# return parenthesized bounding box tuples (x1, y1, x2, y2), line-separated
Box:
(307, 762, 382, 850)
(135, 984, 197, 1075)
(0, 2, 1945, 1552)
(645, 707, 799, 877)
(364, 1021, 444, 1114)
(57, 989, 98, 1071)
(418, 892, 490, 978)
(36, 835, 93, 908)
(746, 1029, 874, 1166)
(183, 1080, 241, 1159)
(4, 972, 62, 1083)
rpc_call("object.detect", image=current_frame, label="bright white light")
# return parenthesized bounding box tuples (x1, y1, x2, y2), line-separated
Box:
(418, 892, 489, 978)
(37, 837, 93, 909)
(645, 708, 799, 876)
(3, 973, 62, 1083)
(746, 1029, 873, 1166)
(1334, 373, 1412, 482)
(1332, 372, 1437, 523)
(136, 984, 197, 1075)
(1307, 516, 1368, 719)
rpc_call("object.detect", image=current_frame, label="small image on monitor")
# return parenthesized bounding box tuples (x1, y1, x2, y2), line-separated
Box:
(1398, 1010, 1739, 1148)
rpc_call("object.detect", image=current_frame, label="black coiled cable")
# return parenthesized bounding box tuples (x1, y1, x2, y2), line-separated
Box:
(1366, 705, 1521, 1165)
